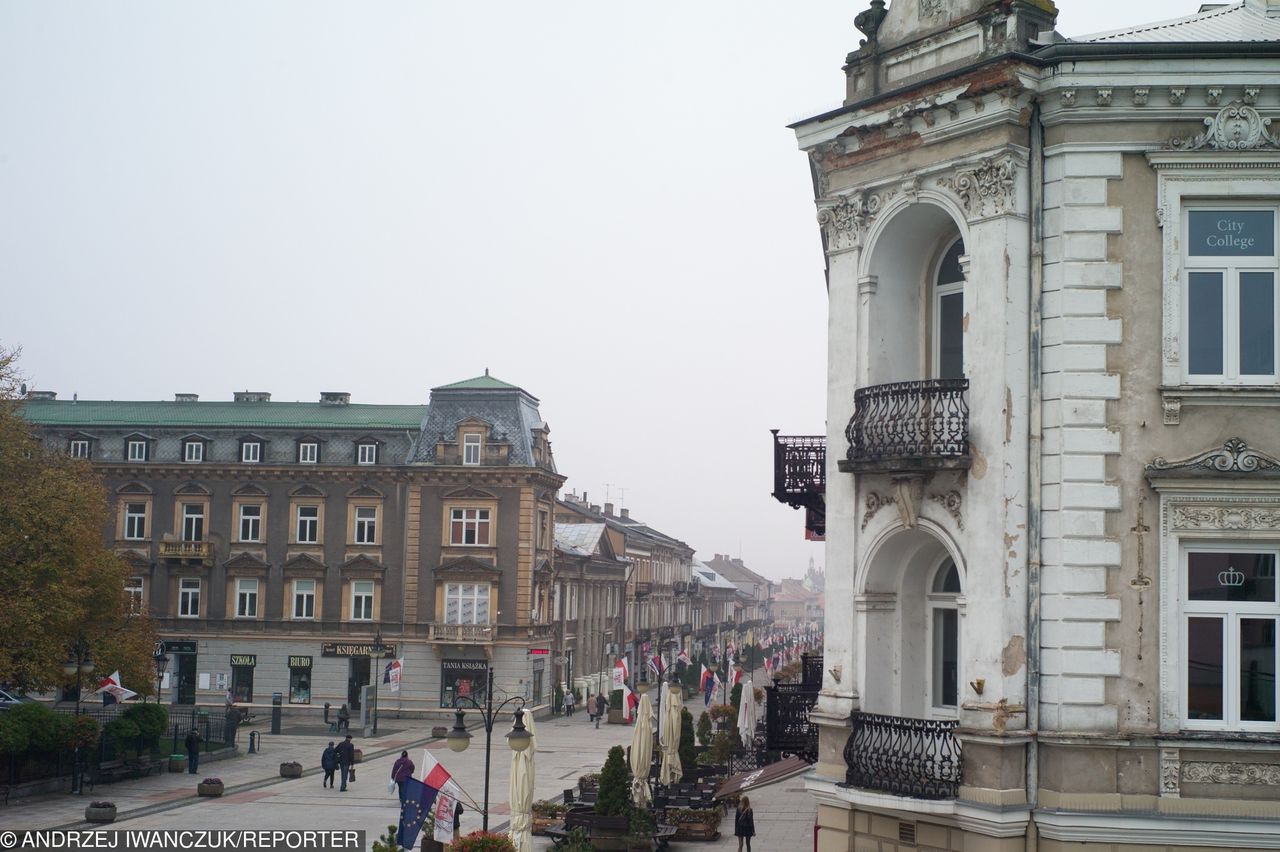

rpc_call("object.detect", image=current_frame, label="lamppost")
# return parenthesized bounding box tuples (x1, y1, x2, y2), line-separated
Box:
(369, 629, 387, 736)
(446, 667, 531, 831)
(63, 636, 94, 795)
(153, 649, 170, 704)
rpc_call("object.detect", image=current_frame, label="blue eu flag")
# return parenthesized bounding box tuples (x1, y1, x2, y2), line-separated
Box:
(396, 776, 439, 848)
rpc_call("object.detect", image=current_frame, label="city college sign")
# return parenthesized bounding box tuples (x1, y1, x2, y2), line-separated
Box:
(1189, 210, 1275, 256)
(320, 642, 396, 658)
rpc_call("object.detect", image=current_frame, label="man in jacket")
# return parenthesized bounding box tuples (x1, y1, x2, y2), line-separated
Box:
(321, 741, 338, 788)
(184, 728, 203, 774)
(335, 734, 355, 792)
(594, 693, 606, 729)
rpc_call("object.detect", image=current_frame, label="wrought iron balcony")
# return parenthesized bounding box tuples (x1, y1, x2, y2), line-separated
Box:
(841, 712, 962, 800)
(770, 431, 826, 539)
(634, 581, 653, 598)
(764, 678, 819, 762)
(672, 580, 689, 595)
(841, 379, 970, 473)
(159, 541, 211, 560)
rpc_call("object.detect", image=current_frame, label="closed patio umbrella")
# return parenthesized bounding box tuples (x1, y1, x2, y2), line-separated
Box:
(658, 682, 683, 785)
(629, 690, 655, 806)
(508, 711, 537, 852)
(737, 677, 756, 750)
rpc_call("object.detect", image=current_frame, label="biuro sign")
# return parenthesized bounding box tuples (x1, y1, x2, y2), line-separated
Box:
(1189, 210, 1275, 256)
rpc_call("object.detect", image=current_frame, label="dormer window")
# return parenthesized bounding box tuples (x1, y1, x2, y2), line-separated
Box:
(183, 440, 204, 463)
(463, 433, 482, 465)
(126, 439, 149, 462)
(241, 441, 261, 464)
(356, 442, 378, 466)
(69, 439, 91, 459)
(298, 441, 319, 464)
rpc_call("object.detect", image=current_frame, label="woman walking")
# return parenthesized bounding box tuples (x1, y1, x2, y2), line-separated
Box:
(734, 795, 755, 852)
(391, 750, 415, 804)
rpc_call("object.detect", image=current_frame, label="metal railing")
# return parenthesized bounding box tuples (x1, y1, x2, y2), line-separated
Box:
(763, 680, 819, 762)
(771, 433, 826, 501)
(845, 379, 969, 468)
(159, 541, 211, 559)
(841, 712, 962, 800)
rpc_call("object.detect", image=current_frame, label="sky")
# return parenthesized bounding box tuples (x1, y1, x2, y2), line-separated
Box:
(1, 0, 1182, 581)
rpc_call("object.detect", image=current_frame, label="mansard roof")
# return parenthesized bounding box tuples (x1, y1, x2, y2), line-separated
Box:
(1080, 1, 1280, 43)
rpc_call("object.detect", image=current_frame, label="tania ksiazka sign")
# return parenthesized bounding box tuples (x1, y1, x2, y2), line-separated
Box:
(1189, 210, 1275, 256)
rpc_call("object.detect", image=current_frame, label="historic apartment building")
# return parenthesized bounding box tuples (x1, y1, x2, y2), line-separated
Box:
(774, 0, 1280, 849)
(550, 522, 628, 698)
(24, 373, 565, 718)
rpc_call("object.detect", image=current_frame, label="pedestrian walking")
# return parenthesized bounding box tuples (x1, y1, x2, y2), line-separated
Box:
(594, 693, 606, 729)
(321, 741, 338, 788)
(335, 734, 355, 792)
(734, 795, 755, 852)
(184, 728, 203, 775)
(337, 703, 351, 733)
(391, 750, 415, 804)
(565, 688, 576, 717)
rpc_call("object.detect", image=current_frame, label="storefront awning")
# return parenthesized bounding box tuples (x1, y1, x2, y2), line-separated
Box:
(714, 756, 810, 799)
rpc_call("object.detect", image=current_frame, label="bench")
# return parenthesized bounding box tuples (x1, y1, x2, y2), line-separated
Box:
(91, 760, 133, 786)
(124, 756, 164, 777)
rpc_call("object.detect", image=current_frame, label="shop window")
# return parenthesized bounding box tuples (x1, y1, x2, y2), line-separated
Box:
(231, 665, 254, 703)
(440, 660, 488, 708)
(289, 658, 312, 704)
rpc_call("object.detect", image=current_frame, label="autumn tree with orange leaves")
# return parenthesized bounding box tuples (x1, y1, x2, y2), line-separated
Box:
(0, 346, 158, 695)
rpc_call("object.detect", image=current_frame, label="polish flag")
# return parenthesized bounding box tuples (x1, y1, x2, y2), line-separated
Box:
(616, 656, 629, 684)
(677, 649, 691, 667)
(699, 665, 713, 690)
(420, 748, 464, 799)
(731, 668, 742, 687)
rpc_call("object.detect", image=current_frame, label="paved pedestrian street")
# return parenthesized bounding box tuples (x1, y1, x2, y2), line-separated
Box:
(2, 674, 816, 850)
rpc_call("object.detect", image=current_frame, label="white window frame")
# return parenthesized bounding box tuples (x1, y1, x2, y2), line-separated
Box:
(236, 578, 259, 618)
(444, 582, 491, 625)
(241, 441, 261, 463)
(179, 578, 201, 618)
(449, 507, 491, 546)
(296, 505, 319, 544)
(70, 439, 90, 459)
(125, 576, 144, 613)
(182, 504, 205, 542)
(127, 440, 147, 462)
(463, 433, 482, 465)
(299, 442, 319, 464)
(925, 557, 963, 718)
(931, 237, 966, 381)
(124, 503, 148, 540)
(354, 506, 377, 545)
(239, 504, 262, 543)
(351, 580, 374, 621)
(293, 579, 316, 620)
(184, 441, 204, 463)
(357, 443, 377, 465)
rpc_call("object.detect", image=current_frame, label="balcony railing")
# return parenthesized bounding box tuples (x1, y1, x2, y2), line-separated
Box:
(429, 623, 494, 643)
(634, 581, 653, 598)
(770, 432, 826, 539)
(841, 712, 962, 800)
(159, 541, 211, 560)
(841, 379, 970, 473)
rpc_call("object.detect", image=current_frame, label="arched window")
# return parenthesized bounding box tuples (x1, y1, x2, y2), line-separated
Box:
(934, 238, 965, 379)
(929, 558, 962, 714)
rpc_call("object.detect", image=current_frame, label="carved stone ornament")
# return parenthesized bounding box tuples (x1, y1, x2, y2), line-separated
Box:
(1147, 437, 1280, 476)
(1096, 88, 1112, 107)
(1169, 101, 1280, 151)
(929, 491, 964, 530)
(919, 0, 945, 16)
(936, 156, 1016, 219)
(1170, 505, 1280, 531)
(1168, 87, 1186, 105)
(817, 188, 895, 253)
(1182, 761, 1280, 787)
(1161, 395, 1181, 426)
(1160, 748, 1180, 798)
(1133, 88, 1149, 106)
(862, 491, 895, 531)
(1061, 89, 1076, 107)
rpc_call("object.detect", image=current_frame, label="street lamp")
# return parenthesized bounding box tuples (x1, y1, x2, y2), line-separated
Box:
(63, 635, 94, 795)
(153, 650, 170, 705)
(445, 667, 529, 831)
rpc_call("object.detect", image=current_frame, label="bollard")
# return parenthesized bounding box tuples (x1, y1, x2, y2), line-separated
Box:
(324, 702, 331, 724)
(247, 731, 260, 754)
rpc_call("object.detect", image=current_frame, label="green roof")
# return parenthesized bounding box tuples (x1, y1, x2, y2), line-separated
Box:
(431, 372, 521, 392)
(20, 400, 428, 430)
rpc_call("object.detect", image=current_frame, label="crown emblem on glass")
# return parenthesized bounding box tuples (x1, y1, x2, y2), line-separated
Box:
(1218, 566, 1245, 587)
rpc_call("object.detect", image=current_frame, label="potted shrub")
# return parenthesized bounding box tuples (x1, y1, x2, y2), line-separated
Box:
(448, 832, 516, 851)
(84, 801, 117, 823)
(197, 777, 225, 797)
(707, 703, 736, 730)
(696, 711, 712, 746)
(577, 772, 600, 793)
(531, 800, 566, 835)
(279, 761, 303, 778)
(668, 807, 722, 841)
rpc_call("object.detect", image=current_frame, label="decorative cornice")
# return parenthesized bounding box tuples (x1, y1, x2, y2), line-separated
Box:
(1169, 101, 1280, 151)
(1147, 438, 1280, 478)
(1182, 761, 1280, 786)
(929, 491, 964, 530)
(817, 188, 895, 254)
(1170, 505, 1280, 531)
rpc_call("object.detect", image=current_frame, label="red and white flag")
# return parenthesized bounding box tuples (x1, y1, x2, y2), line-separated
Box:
(420, 748, 464, 799)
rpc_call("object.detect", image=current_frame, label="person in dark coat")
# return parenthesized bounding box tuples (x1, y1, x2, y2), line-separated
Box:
(184, 728, 203, 774)
(335, 734, 355, 792)
(337, 703, 351, 733)
(321, 741, 338, 788)
(734, 795, 755, 852)
(594, 693, 606, 729)
(391, 750, 415, 804)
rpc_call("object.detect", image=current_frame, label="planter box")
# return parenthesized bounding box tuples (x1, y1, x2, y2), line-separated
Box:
(353, 748, 363, 764)
(84, 805, 117, 823)
(431, 726, 449, 738)
(607, 708, 624, 724)
(279, 763, 303, 778)
(197, 782, 224, 797)
(674, 824, 719, 841)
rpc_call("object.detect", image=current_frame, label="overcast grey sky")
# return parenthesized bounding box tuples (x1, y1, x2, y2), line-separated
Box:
(1, 1, 1180, 580)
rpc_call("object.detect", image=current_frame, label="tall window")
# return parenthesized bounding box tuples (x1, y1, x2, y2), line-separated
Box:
(239, 505, 262, 542)
(299, 442, 319, 464)
(351, 581, 374, 620)
(357, 443, 377, 465)
(236, 578, 259, 618)
(124, 503, 148, 540)
(463, 433, 482, 465)
(296, 505, 319, 543)
(183, 441, 204, 463)
(293, 579, 316, 619)
(241, 442, 261, 463)
(127, 440, 148, 462)
(70, 439, 90, 458)
(444, 583, 490, 625)
(182, 504, 205, 542)
(933, 238, 965, 380)
(929, 559, 961, 714)
(125, 576, 144, 613)
(179, 578, 200, 618)
(355, 506, 377, 544)
(450, 508, 491, 545)
(1184, 548, 1278, 730)
(1185, 207, 1278, 383)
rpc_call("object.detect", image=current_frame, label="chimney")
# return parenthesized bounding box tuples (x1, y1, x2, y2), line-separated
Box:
(174, 393, 198, 403)
(604, 502, 614, 516)
(319, 392, 351, 405)
(582, 492, 588, 503)
(233, 391, 271, 403)
(620, 508, 630, 519)
(590, 504, 601, 514)
(26, 390, 56, 400)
